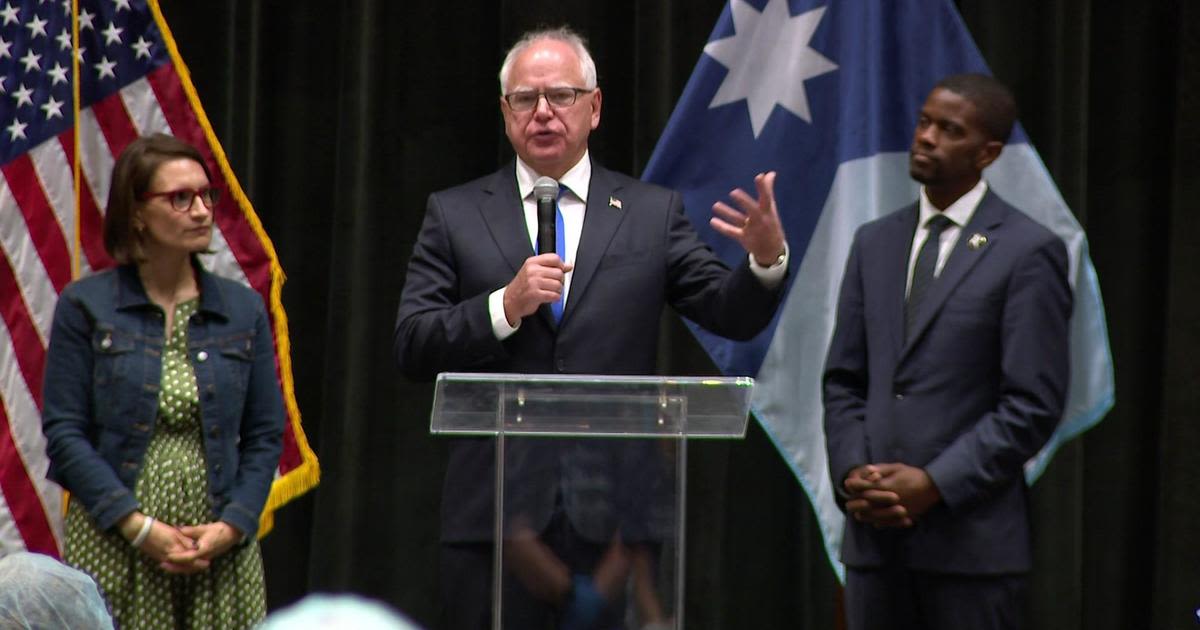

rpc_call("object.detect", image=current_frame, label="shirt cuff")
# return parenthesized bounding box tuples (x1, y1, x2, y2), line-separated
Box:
(489, 287, 520, 340)
(748, 241, 789, 288)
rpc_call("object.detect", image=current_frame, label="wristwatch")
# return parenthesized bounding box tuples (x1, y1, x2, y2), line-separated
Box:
(753, 248, 787, 269)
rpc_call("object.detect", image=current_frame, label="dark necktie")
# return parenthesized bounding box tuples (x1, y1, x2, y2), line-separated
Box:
(905, 214, 953, 341)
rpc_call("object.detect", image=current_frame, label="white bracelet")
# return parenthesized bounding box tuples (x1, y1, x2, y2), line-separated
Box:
(131, 516, 154, 548)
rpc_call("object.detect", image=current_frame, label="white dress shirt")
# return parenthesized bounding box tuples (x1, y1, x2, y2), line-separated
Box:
(905, 179, 988, 297)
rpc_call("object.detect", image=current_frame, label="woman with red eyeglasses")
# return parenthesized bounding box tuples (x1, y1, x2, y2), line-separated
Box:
(41, 133, 284, 629)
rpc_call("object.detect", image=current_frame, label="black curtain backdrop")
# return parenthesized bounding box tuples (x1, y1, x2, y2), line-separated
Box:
(156, 1, 1198, 628)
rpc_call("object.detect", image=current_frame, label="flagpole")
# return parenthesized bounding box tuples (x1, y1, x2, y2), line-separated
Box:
(70, 0, 82, 280)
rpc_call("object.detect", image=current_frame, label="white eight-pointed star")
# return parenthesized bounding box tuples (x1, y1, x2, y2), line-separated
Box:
(703, 0, 838, 138)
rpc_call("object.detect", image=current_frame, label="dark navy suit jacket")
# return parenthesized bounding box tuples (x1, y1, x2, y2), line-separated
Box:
(823, 189, 1071, 574)
(394, 159, 783, 542)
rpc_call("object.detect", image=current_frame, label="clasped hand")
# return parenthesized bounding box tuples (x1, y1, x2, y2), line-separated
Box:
(122, 514, 241, 574)
(843, 463, 941, 529)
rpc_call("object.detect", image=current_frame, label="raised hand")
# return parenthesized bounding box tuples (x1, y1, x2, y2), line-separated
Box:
(710, 171, 787, 267)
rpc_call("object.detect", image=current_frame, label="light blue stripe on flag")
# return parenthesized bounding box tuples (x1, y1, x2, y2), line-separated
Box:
(642, 0, 1114, 579)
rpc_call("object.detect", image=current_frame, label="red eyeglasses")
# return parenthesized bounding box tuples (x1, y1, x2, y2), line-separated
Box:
(141, 187, 221, 212)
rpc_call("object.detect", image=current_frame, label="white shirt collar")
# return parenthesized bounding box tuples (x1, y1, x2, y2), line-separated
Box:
(918, 179, 988, 228)
(515, 151, 592, 204)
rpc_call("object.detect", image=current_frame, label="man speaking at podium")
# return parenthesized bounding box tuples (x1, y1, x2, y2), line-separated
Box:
(394, 26, 787, 630)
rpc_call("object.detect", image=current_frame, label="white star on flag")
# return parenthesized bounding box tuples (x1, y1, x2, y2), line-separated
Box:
(24, 14, 47, 38)
(19, 49, 40, 72)
(703, 0, 838, 138)
(0, 3, 18, 26)
(6, 117, 26, 141)
(132, 36, 152, 59)
(55, 28, 71, 50)
(0, 36, 11, 59)
(47, 61, 68, 84)
(11, 82, 32, 107)
(79, 7, 94, 29)
(94, 55, 116, 79)
(101, 21, 122, 45)
(112, 0, 130, 11)
(40, 96, 63, 119)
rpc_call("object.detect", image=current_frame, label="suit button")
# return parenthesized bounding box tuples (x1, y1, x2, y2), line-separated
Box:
(894, 393, 904, 400)
(196, 351, 209, 362)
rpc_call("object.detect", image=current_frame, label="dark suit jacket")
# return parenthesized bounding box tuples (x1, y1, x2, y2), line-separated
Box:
(823, 189, 1071, 574)
(394, 159, 783, 542)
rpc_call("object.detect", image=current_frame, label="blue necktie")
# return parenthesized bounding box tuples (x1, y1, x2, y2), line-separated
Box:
(552, 186, 567, 323)
(534, 186, 568, 323)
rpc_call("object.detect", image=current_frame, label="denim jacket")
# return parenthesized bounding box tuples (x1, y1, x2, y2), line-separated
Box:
(42, 262, 284, 539)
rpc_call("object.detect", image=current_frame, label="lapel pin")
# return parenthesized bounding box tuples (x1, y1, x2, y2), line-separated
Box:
(967, 233, 988, 250)
(609, 196, 622, 209)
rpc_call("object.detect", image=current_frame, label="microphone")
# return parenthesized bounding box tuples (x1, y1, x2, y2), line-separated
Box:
(533, 176, 559, 256)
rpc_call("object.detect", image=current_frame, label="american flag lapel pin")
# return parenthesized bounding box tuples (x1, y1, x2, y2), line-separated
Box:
(967, 233, 988, 250)
(609, 196, 622, 209)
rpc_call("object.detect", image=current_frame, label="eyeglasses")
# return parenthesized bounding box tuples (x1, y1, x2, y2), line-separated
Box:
(141, 187, 221, 212)
(503, 87, 593, 112)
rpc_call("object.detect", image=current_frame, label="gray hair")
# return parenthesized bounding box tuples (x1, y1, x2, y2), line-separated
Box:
(498, 27, 598, 94)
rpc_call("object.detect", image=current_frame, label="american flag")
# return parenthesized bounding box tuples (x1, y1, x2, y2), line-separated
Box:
(0, 0, 319, 556)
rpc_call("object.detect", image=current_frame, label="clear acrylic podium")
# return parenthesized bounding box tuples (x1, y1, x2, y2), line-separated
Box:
(430, 372, 753, 630)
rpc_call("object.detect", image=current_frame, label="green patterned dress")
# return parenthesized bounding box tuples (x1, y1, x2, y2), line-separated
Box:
(65, 299, 267, 629)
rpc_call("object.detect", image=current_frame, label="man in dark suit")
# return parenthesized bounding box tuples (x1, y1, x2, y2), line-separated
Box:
(394, 27, 788, 630)
(823, 73, 1072, 630)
